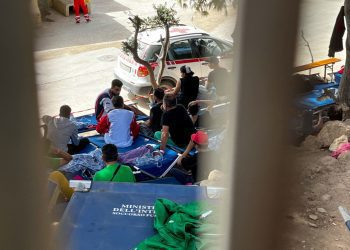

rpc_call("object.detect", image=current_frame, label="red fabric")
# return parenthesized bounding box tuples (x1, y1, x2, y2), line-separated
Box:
(338, 65, 345, 74)
(130, 116, 140, 138)
(74, 0, 88, 16)
(191, 131, 208, 145)
(331, 142, 350, 158)
(96, 115, 110, 134)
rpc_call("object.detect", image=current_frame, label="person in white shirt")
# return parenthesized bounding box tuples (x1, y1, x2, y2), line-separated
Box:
(96, 96, 140, 148)
(42, 105, 89, 154)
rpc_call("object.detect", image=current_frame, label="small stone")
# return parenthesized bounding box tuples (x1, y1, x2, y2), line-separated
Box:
(332, 222, 337, 226)
(317, 207, 327, 213)
(309, 214, 318, 220)
(322, 194, 331, 201)
(301, 240, 306, 243)
(308, 222, 318, 228)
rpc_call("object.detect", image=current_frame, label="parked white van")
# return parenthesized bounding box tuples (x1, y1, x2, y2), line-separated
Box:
(114, 25, 233, 96)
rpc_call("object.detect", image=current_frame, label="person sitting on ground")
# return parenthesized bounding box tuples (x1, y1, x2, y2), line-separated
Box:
(96, 96, 140, 148)
(205, 56, 229, 99)
(168, 65, 199, 108)
(42, 105, 90, 154)
(93, 144, 135, 183)
(176, 130, 215, 182)
(139, 87, 165, 137)
(95, 79, 142, 121)
(188, 100, 215, 128)
(154, 94, 196, 151)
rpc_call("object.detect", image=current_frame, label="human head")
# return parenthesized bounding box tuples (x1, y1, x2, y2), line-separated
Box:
(110, 79, 123, 96)
(191, 131, 209, 150)
(180, 65, 194, 77)
(59, 105, 71, 118)
(207, 56, 219, 69)
(153, 87, 165, 103)
(188, 104, 199, 116)
(102, 144, 119, 163)
(163, 94, 177, 110)
(112, 96, 124, 109)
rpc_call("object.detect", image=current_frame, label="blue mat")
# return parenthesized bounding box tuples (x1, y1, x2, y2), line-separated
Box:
(295, 89, 337, 110)
(56, 182, 209, 250)
(75, 113, 149, 133)
(87, 135, 179, 178)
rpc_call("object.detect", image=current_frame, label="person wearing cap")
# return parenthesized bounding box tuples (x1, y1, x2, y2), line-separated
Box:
(175, 130, 214, 182)
(168, 65, 199, 108)
(205, 56, 229, 98)
(154, 94, 196, 150)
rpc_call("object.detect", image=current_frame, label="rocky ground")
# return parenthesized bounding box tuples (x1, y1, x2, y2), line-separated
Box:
(282, 121, 350, 249)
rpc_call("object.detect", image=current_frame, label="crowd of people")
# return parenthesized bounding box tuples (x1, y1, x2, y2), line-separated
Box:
(43, 56, 229, 201)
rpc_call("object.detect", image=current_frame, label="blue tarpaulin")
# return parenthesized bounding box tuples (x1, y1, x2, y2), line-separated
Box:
(56, 182, 209, 250)
(75, 113, 149, 133)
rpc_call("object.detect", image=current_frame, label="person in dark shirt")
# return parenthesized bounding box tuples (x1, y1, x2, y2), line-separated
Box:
(205, 56, 229, 98)
(95, 79, 123, 121)
(187, 101, 214, 129)
(154, 94, 196, 150)
(140, 88, 165, 137)
(95, 79, 142, 122)
(169, 65, 199, 108)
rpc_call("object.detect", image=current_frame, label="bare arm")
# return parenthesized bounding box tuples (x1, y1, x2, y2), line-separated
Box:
(177, 140, 195, 166)
(160, 125, 170, 151)
(167, 79, 181, 95)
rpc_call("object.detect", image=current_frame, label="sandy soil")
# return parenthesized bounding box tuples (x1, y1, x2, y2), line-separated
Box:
(282, 145, 350, 249)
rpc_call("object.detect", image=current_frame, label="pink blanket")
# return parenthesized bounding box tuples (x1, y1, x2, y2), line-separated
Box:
(331, 143, 350, 158)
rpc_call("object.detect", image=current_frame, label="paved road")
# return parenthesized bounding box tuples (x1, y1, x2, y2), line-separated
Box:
(35, 0, 346, 117)
(34, 0, 131, 51)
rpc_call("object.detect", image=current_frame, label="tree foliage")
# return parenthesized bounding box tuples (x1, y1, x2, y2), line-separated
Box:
(177, 0, 235, 16)
(121, 4, 179, 91)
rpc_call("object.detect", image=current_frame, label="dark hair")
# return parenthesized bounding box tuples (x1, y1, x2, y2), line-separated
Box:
(59, 105, 71, 118)
(163, 94, 177, 108)
(102, 144, 118, 162)
(180, 65, 194, 77)
(188, 104, 199, 116)
(112, 96, 124, 108)
(111, 79, 123, 88)
(153, 87, 165, 100)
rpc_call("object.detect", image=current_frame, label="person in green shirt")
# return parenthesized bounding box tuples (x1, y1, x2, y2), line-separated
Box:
(93, 144, 136, 183)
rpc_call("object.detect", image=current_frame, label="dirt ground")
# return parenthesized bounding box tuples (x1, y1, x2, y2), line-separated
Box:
(282, 145, 350, 249)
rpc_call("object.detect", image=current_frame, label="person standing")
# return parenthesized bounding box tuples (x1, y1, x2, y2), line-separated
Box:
(205, 56, 229, 99)
(169, 65, 199, 108)
(74, 0, 91, 23)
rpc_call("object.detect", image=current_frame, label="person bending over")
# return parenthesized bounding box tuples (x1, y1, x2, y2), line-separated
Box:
(96, 96, 140, 148)
(93, 144, 135, 182)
